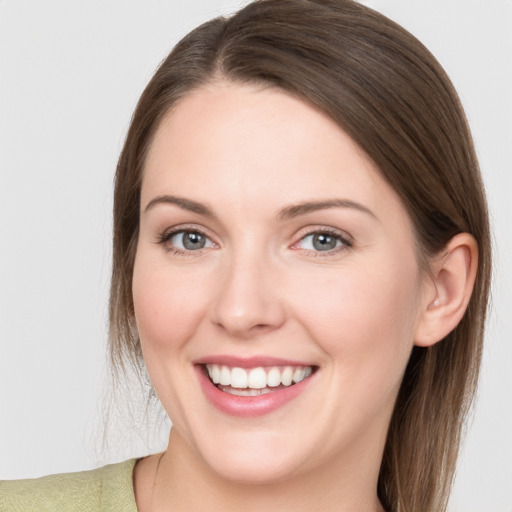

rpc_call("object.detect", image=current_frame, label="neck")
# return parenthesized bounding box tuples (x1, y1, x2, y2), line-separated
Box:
(144, 428, 385, 512)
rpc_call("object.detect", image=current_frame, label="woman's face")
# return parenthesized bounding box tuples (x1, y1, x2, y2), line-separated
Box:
(133, 82, 428, 484)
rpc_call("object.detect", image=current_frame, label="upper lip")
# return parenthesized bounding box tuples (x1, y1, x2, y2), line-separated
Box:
(192, 355, 315, 368)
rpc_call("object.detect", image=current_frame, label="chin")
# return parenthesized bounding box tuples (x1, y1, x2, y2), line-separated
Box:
(205, 452, 303, 485)
(188, 427, 310, 485)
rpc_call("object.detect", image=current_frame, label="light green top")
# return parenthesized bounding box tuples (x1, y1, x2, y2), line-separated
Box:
(0, 459, 138, 512)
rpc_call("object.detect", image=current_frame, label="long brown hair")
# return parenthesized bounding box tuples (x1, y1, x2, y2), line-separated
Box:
(109, 1, 491, 510)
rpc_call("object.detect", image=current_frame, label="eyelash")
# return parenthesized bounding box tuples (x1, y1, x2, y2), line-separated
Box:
(155, 226, 215, 256)
(155, 227, 353, 256)
(291, 228, 353, 257)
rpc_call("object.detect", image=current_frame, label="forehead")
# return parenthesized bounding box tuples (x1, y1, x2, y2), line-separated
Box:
(141, 81, 408, 226)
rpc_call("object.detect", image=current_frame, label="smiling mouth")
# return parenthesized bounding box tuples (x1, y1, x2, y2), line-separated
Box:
(204, 364, 316, 397)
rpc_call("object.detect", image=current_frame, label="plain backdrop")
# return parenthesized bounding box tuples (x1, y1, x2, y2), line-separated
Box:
(1, 1, 511, 511)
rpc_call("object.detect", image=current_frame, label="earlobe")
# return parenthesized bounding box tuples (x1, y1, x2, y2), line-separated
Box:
(414, 233, 478, 347)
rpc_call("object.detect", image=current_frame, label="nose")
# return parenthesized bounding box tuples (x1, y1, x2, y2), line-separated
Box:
(210, 250, 286, 339)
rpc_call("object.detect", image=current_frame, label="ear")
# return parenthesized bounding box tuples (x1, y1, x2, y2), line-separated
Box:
(414, 233, 478, 347)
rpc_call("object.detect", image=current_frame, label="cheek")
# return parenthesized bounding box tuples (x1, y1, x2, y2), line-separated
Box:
(131, 252, 213, 425)
(132, 254, 209, 354)
(294, 261, 423, 438)
(292, 258, 422, 374)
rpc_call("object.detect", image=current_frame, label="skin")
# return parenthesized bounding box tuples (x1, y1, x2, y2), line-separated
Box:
(132, 81, 435, 512)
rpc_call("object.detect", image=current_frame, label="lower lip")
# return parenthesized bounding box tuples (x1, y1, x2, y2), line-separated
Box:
(196, 366, 315, 418)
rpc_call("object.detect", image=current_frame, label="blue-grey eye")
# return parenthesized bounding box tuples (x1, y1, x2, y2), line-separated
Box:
(170, 231, 213, 250)
(298, 232, 344, 251)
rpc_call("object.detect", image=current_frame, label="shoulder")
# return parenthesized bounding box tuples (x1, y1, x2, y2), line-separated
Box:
(0, 459, 138, 512)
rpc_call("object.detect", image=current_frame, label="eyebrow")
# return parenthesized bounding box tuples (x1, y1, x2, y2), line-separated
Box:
(278, 199, 377, 220)
(144, 195, 214, 216)
(143, 195, 376, 221)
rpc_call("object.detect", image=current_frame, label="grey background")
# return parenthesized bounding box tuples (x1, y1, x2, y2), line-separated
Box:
(1, 1, 511, 510)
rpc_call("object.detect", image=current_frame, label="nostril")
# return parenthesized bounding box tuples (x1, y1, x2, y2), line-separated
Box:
(251, 323, 275, 332)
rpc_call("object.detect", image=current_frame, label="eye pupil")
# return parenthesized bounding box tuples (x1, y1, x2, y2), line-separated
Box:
(183, 232, 205, 250)
(313, 233, 337, 251)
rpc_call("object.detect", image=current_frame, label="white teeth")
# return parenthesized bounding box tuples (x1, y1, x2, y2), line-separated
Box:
(292, 367, 305, 383)
(220, 386, 274, 397)
(267, 367, 281, 387)
(231, 367, 248, 388)
(205, 364, 314, 390)
(281, 366, 293, 386)
(219, 366, 231, 386)
(210, 365, 221, 384)
(248, 367, 267, 389)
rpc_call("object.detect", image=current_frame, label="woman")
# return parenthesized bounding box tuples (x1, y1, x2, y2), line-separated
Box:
(1, 0, 491, 511)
